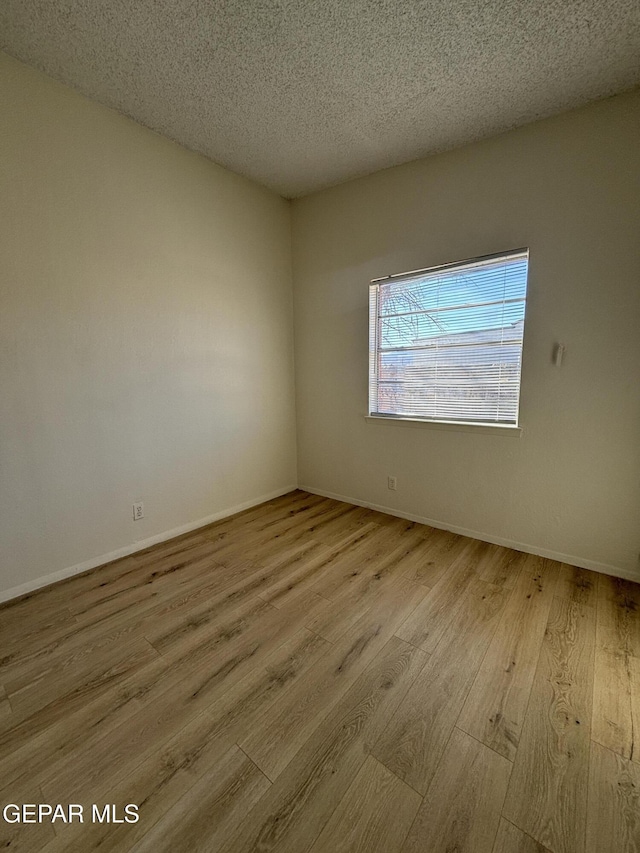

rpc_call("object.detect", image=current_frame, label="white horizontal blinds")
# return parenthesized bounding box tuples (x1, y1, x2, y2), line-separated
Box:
(369, 250, 529, 424)
(369, 284, 380, 413)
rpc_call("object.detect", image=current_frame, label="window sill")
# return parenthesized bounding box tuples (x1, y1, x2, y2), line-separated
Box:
(365, 415, 523, 437)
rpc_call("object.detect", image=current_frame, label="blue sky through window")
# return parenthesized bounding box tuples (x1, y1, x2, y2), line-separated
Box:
(378, 257, 528, 348)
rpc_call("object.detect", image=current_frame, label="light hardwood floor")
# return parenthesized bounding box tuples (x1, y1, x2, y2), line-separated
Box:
(1, 490, 639, 852)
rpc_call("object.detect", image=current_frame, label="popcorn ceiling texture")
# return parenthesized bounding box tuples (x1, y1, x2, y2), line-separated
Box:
(1, 0, 639, 197)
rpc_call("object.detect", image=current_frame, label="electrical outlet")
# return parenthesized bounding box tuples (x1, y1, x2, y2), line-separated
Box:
(388, 476, 397, 491)
(133, 501, 144, 521)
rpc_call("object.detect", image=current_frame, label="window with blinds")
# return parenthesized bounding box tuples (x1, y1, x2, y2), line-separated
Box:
(368, 249, 529, 426)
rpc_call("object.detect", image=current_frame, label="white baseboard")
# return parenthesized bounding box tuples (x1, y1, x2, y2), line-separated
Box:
(0, 485, 298, 605)
(301, 484, 639, 583)
(3, 481, 635, 604)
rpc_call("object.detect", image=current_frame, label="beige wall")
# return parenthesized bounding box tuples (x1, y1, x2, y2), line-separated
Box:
(0, 53, 297, 599)
(292, 90, 640, 578)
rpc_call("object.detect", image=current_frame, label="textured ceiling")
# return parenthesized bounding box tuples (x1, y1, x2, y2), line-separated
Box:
(2, 1, 639, 197)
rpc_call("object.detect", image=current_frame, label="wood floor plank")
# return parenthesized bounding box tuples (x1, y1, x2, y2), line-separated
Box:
(0, 590, 323, 788)
(140, 573, 284, 656)
(401, 727, 511, 853)
(222, 636, 428, 853)
(301, 524, 402, 600)
(198, 491, 326, 541)
(0, 549, 257, 692)
(240, 580, 429, 780)
(0, 642, 160, 745)
(0, 783, 56, 852)
(255, 535, 334, 581)
(1, 608, 146, 694)
(256, 524, 383, 609)
(68, 540, 222, 619)
(184, 492, 325, 561)
(586, 740, 640, 853)
(38, 629, 330, 853)
(305, 564, 429, 644)
(221, 498, 360, 554)
(195, 490, 323, 539)
(593, 574, 640, 763)
(127, 746, 271, 853)
(502, 597, 595, 853)
(302, 503, 380, 545)
(5, 636, 159, 721)
(556, 564, 598, 607)
(392, 527, 462, 587)
(310, 525, 428, 603)
(398, 526, 473, 587)
(492, 819, 553, 852)
(373, 577, 507, 794)
(0, 605, 78, 661)
(38, 596, 324, 804)
(308, 755, 421, 853)
(592, 647, 640, 764)
(0, 552, 143, 613)
(0, 684, 11, 722)
(394, 538, 491, 653)
(196, 498, 339, 567)
(1, 593, 277, 751)
(132, 554, 262, 631)
(41, 534, 215, 621)
(457, 555, 559, 760)
(0, 674, 145, 793)
(597, 574, 640, 658)
(142, 581, 280, 656)
(475, 543, 527, 589)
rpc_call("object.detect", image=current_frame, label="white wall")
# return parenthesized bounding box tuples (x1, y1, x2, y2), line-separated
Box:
(292, 90, 640, 579)
(0, 52, 297, 599)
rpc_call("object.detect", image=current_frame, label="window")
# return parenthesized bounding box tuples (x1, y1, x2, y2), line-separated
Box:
(368, 249, 529, 426)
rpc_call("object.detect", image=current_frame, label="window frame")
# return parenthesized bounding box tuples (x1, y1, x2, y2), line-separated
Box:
(368, 248, 529, 430)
